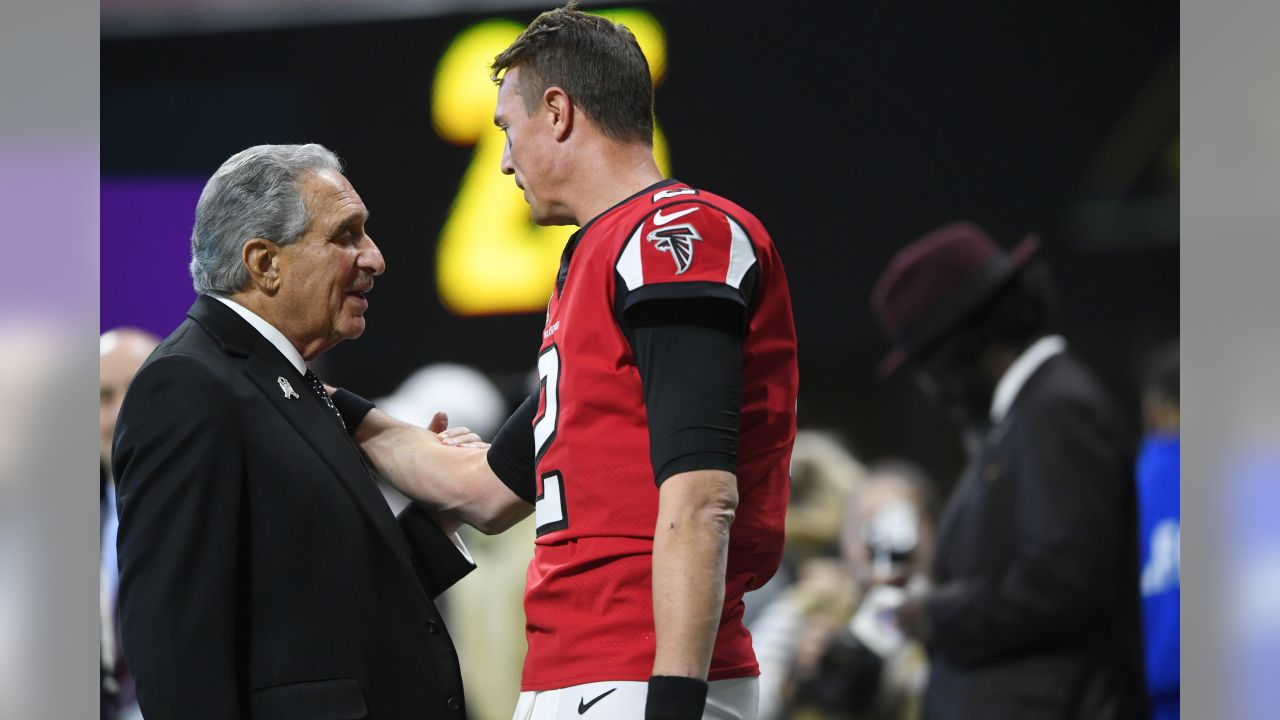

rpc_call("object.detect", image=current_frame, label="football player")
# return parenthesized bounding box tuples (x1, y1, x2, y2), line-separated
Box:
(335, 4, 798, 718)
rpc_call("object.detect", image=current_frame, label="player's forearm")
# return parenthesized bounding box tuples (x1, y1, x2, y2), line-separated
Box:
(651, 469, 739, 678)
(353, 408, 447, 498)
(355, 409, 523, 532)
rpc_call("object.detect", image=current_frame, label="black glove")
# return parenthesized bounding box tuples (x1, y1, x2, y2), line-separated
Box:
(331, 388, 376, 432)
(645, 675, 708, 720)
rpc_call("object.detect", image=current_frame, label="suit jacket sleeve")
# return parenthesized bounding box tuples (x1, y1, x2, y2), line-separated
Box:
(927, 394, 1130, 665)
(397, 503, 476, 598)
(113, 354, 246, 718)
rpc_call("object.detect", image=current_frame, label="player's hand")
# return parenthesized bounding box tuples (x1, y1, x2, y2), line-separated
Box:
(438, 426, 488, 449)
(428, 412, 488, 448)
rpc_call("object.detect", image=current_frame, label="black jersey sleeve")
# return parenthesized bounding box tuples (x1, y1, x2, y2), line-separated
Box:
(624, 297, 746, 485)
(486, 392, 538, 504)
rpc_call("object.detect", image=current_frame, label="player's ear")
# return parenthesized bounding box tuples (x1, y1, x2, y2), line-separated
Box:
(544, 86, 573, 142)
(242, 238, 283, 294)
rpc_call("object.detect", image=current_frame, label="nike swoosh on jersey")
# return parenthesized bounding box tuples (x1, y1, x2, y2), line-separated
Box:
(577, 688, 617, 714)
(653, 206, 700, 226)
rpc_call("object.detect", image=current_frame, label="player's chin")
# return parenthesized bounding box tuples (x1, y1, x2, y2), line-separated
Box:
(526, 202, 550, 225)
(529, 205, 575, 227)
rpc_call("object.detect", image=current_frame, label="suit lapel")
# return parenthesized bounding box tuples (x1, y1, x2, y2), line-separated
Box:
(244, 348, 419, 579)
(187, 296, 420, 586)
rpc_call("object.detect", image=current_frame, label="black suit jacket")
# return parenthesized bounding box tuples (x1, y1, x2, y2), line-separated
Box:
(113, 296, 475, 719)
(924, 352, 1145, 720)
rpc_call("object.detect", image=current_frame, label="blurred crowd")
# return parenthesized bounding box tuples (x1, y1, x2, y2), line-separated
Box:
(100, 221, 1179, 720)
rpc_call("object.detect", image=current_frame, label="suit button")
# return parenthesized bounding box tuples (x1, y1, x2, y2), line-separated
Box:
(426, 619, 441, 635)
(446, 696, 461, 711)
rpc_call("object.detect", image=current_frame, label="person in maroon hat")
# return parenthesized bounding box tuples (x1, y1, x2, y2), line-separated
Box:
(869, 222, 1146, 720)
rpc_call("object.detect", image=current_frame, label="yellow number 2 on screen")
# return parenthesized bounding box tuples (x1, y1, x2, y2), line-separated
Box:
(431, 11, 671, 316)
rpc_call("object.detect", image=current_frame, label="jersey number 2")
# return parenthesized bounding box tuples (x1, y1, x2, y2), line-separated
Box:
(534, 345, 568, 536)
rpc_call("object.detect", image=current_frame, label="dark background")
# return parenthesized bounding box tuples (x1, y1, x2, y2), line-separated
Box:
(102, 0, 1179, 489)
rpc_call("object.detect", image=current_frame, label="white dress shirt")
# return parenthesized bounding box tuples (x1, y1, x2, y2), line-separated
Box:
(213, 295, 306, 374)
(990, 335, 1066, 424)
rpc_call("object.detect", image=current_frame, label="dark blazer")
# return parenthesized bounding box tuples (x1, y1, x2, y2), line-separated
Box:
(113, 296, 475, 719)
(924, 352, 1145, 720)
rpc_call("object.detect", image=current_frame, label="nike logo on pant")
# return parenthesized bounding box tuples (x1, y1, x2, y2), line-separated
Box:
(577, 688, 617, 714)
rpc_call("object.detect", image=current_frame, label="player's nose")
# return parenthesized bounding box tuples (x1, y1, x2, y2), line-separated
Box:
(500, 141, 514, 176)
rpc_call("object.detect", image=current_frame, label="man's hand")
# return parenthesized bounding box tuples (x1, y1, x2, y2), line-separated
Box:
(426, 411, 489, 449)
(893, 594, 931, 642)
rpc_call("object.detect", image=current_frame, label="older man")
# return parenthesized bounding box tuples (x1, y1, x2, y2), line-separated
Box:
(112, 144, 476, 718)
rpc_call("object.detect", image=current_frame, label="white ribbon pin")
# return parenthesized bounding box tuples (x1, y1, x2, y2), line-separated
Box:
(277, 376, 300, 400)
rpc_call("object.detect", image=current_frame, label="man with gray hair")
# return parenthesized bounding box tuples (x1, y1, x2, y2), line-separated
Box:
(113, 144, 479, 718)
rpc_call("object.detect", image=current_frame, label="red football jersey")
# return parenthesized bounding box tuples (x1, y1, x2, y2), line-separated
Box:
(522, 180, 798, 690)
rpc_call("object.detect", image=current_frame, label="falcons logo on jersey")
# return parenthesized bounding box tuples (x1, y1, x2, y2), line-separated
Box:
(646, 223, 703, 275)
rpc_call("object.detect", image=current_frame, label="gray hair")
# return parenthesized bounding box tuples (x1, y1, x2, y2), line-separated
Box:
(189, 143, 344, 295)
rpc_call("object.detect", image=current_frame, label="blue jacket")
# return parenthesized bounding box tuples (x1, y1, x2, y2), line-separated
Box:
(1137, 433, 1180, 720)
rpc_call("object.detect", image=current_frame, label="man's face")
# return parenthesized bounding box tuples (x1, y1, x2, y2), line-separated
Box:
(273, 169, 384, 359)
(100, 332, 157, 464)
(913, 333, 996, 430)
(494, 66, 562, 225)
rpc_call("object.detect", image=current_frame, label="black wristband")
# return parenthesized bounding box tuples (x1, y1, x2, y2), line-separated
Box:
(645, 675, 708, 720)
(331, 388, 375, 432)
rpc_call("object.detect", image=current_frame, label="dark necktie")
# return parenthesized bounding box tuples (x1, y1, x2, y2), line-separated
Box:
(304, 368, 347, 431)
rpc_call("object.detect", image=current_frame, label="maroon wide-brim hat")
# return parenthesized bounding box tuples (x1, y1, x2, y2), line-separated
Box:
(871, 221, 1039, 378)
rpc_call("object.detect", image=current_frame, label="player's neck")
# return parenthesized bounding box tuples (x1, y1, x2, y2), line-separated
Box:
(569, 144, 663, 226)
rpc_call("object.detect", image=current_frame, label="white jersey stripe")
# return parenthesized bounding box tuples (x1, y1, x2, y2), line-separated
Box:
(616, 224, 646, 290)
(725, 215, 756, 290)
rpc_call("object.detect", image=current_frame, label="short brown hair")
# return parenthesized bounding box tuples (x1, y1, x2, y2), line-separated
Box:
(492, 1, 655, 145)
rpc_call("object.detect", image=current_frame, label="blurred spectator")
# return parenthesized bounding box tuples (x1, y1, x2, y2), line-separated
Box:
(1137, 343, 1179, 720)
(870, 222, 1144, 719)
(373, 362, 530, 720)
(377, 363, 507, 439)
(783, 461, 936, 720)
(99, 328, 158, 720)
(751, 431, 864, 719)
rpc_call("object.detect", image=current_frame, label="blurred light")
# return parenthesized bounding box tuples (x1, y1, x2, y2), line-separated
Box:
(432, 9, 671, 316)
(592, 8, 668, 84)
(432, 20, 525, 145)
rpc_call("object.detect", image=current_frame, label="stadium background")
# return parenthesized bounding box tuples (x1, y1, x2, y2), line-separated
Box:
(101, 0, 1177, 493)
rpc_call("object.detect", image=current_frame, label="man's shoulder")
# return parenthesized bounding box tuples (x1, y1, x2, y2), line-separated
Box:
(148, 317, 220, 364)
(1017, 352, 1133, 440)
(598, 183, 767, 234)
(133, 318, 236, 391)
(1025, 353, 1115, 408)
(113, 326, 244, 461)
(681, 187, 765, 227)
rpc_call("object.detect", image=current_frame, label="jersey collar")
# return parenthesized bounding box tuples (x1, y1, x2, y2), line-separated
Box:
(557, 178, 684, 294)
